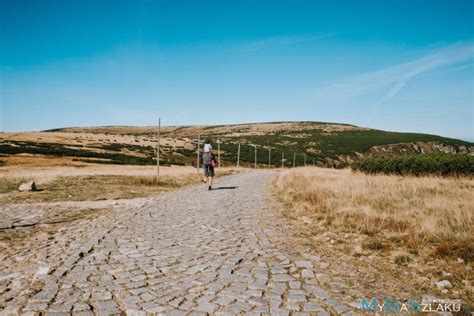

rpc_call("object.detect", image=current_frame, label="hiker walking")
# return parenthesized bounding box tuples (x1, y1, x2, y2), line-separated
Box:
(201, 143, 217, 190)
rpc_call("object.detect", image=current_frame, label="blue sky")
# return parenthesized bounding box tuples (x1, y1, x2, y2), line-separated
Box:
(1, 0, 473, 141)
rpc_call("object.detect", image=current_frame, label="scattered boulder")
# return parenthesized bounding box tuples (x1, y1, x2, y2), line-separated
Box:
(354, 244, 363, 255)
(19, 181, 36, 192)
(436, 280, 452, 290)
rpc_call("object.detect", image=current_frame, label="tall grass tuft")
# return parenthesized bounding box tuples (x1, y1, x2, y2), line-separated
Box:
(273, 167, 474, 261)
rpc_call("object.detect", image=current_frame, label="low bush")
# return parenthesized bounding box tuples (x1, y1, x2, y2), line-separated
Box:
(351, 154, 474, 176)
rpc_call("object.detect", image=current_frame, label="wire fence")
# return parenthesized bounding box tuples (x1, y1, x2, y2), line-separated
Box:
(153, 118, 322, 180)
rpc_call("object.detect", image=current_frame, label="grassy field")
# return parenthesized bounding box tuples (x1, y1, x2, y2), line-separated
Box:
(0, 174, 204, 204)
(0, 156, 234, 204)
(272, 167, 473, 302)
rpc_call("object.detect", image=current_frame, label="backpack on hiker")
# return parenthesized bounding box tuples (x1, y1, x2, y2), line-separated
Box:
(203, 152, 213, 166)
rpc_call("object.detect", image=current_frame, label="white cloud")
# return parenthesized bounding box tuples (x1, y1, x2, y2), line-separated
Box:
(315, 41, 474, 106)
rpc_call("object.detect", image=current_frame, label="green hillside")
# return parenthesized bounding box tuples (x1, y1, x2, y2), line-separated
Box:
(1, 122, 472, 168)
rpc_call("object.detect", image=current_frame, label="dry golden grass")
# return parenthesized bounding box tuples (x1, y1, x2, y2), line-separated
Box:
(0, 155, 240, 183)
(0, 158, 233, 204)
(0, 174, 200, 204)
(272, 167, 474, 304)
(273, 167, 474, 261)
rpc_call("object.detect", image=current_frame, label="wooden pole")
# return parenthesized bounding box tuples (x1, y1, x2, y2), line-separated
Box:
(268, 147, 271, 168)
(196, 133, 200, 173)
(304, 154, 306, 166)
(217, 138, 221, 168)
(313, 158, 315, 166)
(237, 143, 240, 168)
(156, 117, 160, 184)
(254, 145, 257, 169)
(293, 152, 296, 168)
(281, 152, 284, 169)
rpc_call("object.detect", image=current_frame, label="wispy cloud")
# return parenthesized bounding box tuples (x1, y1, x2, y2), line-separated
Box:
(240, 33, 334, 52)
(316, 41, 474, 106)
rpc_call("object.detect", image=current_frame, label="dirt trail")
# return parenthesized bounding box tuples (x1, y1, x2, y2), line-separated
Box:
(1, 171, 357, 315)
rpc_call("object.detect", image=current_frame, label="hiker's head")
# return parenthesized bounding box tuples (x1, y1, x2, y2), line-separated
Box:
(204, 144, 212, 153)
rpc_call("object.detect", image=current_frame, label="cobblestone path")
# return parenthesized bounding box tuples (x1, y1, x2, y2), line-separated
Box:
(6, 171, 356, 315)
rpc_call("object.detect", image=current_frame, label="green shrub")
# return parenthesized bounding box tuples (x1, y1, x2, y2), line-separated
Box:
(351, 154, 474, 176)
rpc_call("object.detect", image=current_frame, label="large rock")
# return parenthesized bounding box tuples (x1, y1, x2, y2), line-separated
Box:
(19, 181, 36, 192)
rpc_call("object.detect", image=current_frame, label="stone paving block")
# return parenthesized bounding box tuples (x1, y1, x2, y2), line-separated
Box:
(92, 300, 121, 314)
(92, 290, 112, 301)
(48, 302, 73, 313)
(304, 301, 324, 312)
(272, 274, 294, 282)
(295, 261, 312, 269)
(195, 301, 218, 313)
(73, 303, 91, 312)
(270, 308, 290, 316)
(23, 302, 49, 312)
(30, 289, 57, 303)
(126, 309, 147, 316)
(7, 172, 358, 315)
(301, 269, 315, 278)
(74, 311, 94, 316)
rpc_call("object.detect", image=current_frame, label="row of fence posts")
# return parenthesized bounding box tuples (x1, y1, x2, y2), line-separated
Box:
(194, 135, 315, 172)
(155, 117, 315, 183)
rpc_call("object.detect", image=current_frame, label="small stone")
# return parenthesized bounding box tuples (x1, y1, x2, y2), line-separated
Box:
(354, 244, 363, 255)
(19, 181, 36, 192)
(436, 280, 452, 290)
(457, 258, 465, 264)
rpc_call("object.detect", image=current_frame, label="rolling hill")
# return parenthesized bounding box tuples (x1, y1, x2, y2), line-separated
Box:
(1, 121, 473, 168)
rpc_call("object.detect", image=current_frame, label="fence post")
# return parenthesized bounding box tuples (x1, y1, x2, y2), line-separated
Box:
(281, 152, 284, 169)
(268, 147, 271, 168)
(196, 133, 200, 173)
(304, 154, 306, 166)
(293, 152, 296, 168)
(217, 138, 221, 168)
(237, 143, 240, 168)
(254, 145, 257, 169)
(156, 117, 160, 184)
